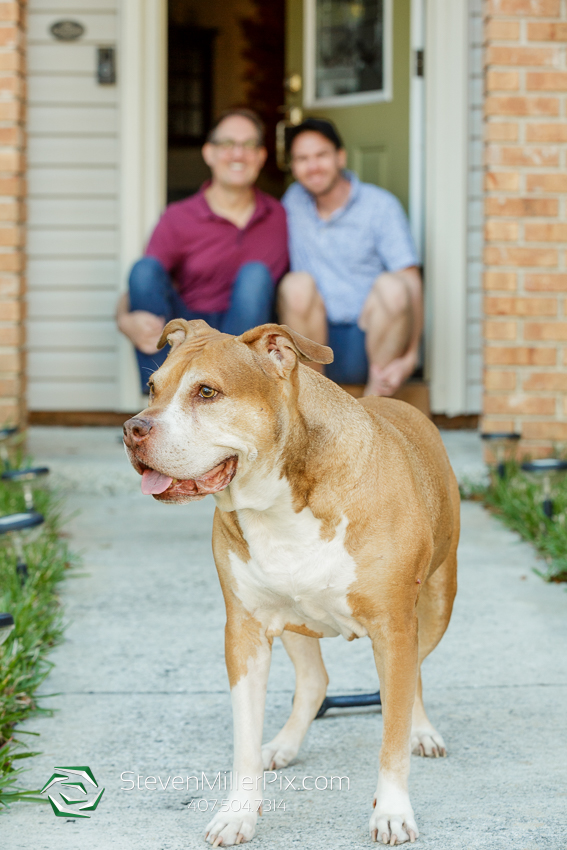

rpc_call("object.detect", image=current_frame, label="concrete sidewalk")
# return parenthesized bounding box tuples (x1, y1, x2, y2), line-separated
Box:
(2, 428, 566, 849)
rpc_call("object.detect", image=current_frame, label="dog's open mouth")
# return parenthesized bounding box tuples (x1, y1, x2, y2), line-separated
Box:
(136, 456, 238, 501)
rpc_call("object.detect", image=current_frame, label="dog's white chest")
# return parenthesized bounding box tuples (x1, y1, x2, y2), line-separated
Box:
(229, 489, 366, 640)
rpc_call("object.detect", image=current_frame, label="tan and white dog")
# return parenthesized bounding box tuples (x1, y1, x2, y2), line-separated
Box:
(123, 319, 459, 847)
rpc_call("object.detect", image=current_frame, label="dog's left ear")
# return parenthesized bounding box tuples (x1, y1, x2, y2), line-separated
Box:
(239, 323, 333, 377)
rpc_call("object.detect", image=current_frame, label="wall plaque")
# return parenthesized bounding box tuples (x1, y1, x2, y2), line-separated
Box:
(50, 20, 84, 41)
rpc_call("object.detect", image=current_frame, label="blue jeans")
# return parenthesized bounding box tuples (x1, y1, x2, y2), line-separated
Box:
(326, 322, 369, 385)
(128, 257, 275, 390)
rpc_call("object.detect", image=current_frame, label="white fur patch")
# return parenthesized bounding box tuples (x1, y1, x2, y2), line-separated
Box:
(228, 476, 367, 640)
(370, 771, 418, 844)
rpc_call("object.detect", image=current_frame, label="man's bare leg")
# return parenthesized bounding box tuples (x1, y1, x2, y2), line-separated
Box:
(359, 272, 414, 396)
(277, 272, 327, 373)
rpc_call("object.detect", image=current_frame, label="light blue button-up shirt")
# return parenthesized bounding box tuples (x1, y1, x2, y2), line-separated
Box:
(282, 172, 419, 324)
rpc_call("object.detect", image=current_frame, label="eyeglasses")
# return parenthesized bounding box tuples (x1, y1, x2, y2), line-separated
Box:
(210, 138, 262, 152)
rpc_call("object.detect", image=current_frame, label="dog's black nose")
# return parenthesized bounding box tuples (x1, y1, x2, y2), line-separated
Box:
(123, 417, 153, 447)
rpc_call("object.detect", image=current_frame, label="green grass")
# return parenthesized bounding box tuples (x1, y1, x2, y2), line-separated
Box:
(462, 461, 567, 584)
(0, 470, 77, 807)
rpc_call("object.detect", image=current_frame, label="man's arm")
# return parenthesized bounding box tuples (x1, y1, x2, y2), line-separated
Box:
(116, 292, 165, 355)
(116, 205, 183, 353)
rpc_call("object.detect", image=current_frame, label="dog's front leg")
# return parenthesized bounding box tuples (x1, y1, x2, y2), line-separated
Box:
(369, 615, 419, 845)
(205, 610, 272, 847)
(262, 631, 328, 770)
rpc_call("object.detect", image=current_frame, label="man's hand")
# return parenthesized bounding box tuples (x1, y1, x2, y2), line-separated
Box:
(118, 310, 165, 354)
(366, 350, 418, 397)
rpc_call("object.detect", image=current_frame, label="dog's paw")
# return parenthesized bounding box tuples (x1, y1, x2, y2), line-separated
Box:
(369, 800, 418, 845)
(205, 807, 258, 847)
(261, 738, 298, 770)
(411, 725, 447, 758)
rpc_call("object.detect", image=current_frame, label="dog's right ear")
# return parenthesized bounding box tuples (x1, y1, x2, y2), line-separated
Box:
(157, 319, 213, 353)
(239, 323, 333, 378)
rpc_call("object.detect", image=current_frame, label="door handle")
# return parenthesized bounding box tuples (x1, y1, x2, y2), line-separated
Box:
(285, 73, 302, 94)
(275, 106, 303, 171)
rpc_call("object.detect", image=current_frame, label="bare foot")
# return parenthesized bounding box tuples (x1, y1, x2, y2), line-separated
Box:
(364, 364, 392, 397)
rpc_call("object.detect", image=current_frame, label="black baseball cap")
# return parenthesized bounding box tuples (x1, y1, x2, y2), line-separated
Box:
(286, 118, 344, 154)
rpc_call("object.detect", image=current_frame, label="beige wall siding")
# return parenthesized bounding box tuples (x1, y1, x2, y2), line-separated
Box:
(27, 0, 119, 410)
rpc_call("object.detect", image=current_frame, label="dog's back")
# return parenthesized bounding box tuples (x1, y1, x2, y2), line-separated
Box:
(358, 395, 460, 569)
(359, 395, 456, 489)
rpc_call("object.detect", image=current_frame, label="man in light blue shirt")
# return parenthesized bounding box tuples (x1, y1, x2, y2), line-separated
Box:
(279, 118, 422, 397)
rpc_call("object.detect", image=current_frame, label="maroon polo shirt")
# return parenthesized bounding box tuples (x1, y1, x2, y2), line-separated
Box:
(145, 186, 289, 313)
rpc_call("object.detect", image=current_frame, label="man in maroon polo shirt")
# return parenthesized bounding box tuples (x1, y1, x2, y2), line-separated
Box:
(116, 108, 288, 390)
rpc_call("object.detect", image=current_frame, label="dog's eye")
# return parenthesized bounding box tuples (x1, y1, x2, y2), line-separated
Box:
(199, 386, 217, 399)
(148, 382, 155, 401)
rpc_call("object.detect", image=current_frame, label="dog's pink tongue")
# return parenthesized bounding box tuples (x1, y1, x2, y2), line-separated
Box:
(141, 468, 173, 495)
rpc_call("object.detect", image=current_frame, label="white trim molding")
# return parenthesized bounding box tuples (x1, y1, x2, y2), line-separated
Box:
(303, 0, 393, 109)
(424, 0, 468, 416)
(118, 0, 167, 412)
(409, 0, 425, 260)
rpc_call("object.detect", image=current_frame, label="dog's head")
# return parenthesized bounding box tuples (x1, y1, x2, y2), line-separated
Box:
(123, 319, 333, 505)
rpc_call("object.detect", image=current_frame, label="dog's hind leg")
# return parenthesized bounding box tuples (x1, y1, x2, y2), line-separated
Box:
(411, 548, 458, 758)
(368, 612, 420, 844)
(262, 631, 329, 770)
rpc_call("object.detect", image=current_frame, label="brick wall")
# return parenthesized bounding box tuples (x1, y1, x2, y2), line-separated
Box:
(484, 0, 567, 454)
(0, 0, 24, 427)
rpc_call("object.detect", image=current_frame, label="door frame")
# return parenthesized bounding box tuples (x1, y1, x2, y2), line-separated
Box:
(118, 0, 167, 412)
(118, 0, 469, 416)
(423, 0, 469, 415)
(409, 0, 425, 261)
